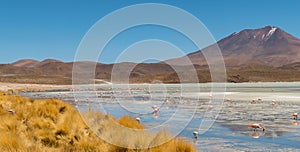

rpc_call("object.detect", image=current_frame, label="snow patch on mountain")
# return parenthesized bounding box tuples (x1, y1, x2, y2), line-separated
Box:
(266, 27, 277, 39)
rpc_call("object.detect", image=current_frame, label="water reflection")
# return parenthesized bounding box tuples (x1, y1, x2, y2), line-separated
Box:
(291, 120, 298, 126)
(249, 131, 265, 138)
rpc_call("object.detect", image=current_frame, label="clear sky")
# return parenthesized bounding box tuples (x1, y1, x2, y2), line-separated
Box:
(0, 0, 299, 63)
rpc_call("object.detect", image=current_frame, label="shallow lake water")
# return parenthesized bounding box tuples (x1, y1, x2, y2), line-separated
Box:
(23, 82, 300, 151)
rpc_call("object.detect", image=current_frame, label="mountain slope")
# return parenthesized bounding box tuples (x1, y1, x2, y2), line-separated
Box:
(168, 26, 300, 67)
(11, 59, 63, 68)
(11, 59, 40, 67)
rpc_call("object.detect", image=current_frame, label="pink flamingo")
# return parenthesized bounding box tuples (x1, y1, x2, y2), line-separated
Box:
(248, 123, 265, 132)
(8, 109, 15, 115)
(209, 94, 213, 99)
(292, 113, 298, 120)
(152, 105, 159, 118)
(193, 131, 199, 139)
(152, 105, 158, 109)
(152, 108, 159, 115)
(136, 117, 141, 123)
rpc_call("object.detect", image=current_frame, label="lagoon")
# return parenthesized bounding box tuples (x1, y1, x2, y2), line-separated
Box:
(23, 82, 300, 151)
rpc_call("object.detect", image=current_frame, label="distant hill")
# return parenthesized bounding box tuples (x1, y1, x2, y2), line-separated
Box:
(11, 59, 63, 68)
(11, 59, 40, 67)
(39, 59, 63, 67)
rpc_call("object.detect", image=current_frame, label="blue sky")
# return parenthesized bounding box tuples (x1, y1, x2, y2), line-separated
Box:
(0, 0, 299, 63)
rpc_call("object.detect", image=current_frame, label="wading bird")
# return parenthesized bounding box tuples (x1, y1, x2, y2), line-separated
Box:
(251, 99, 257, 104)
(272, 100, 276, 106)
(193, 131, 199, 139)
(8, 109, 15, 115)
(248, 123, 265, 132)
(152, 105, 159, 118)
(152, 105, 158, 109)
(292, 113, 298, 120)
(136, 117, 140, 123)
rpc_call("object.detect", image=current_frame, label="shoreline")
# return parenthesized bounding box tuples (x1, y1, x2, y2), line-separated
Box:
(1, 81, 299, 92)
(0, 82, 72, 92)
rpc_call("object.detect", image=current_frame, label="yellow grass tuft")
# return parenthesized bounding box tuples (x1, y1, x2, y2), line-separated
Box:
(0, 91, 196, 152)
(118, 115, 145, 129)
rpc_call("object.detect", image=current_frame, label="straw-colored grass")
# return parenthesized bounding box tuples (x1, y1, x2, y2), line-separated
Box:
(0, 91, 196, 151)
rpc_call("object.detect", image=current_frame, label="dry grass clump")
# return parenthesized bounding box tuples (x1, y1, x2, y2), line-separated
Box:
(0, 92, 196, 152)
(118, 116, 145, 129)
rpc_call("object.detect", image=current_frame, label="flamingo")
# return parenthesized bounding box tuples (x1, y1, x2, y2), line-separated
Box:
(152, 110, 159, 118)
(164, 99, 170, 104)
(271, 100, 276, 106)
(292, 113, 298, 120)
(152, 105, 158, 109)
(209, 94, 213, 99)
(152, 108, 159, 114)
(248, 123, 265, 132)
(136, 117, 141, 123)
(152, 105, 159, 118)
(8, 109, 15, 115)
(251, 99, 257, 104)
(193, 131, 199, 139)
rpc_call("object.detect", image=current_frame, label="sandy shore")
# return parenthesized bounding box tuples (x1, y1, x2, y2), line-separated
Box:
(0, 82, 72, 92)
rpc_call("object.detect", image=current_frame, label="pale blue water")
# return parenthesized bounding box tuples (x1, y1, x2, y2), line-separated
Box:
(23, 82, 300, 151)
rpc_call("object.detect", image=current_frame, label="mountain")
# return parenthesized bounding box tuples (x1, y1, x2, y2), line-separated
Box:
(1, 26, 300, 84)
(168, 26, 300, 67)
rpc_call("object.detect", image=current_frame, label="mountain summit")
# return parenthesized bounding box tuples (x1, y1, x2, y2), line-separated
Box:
(169, 26, 300, 67)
